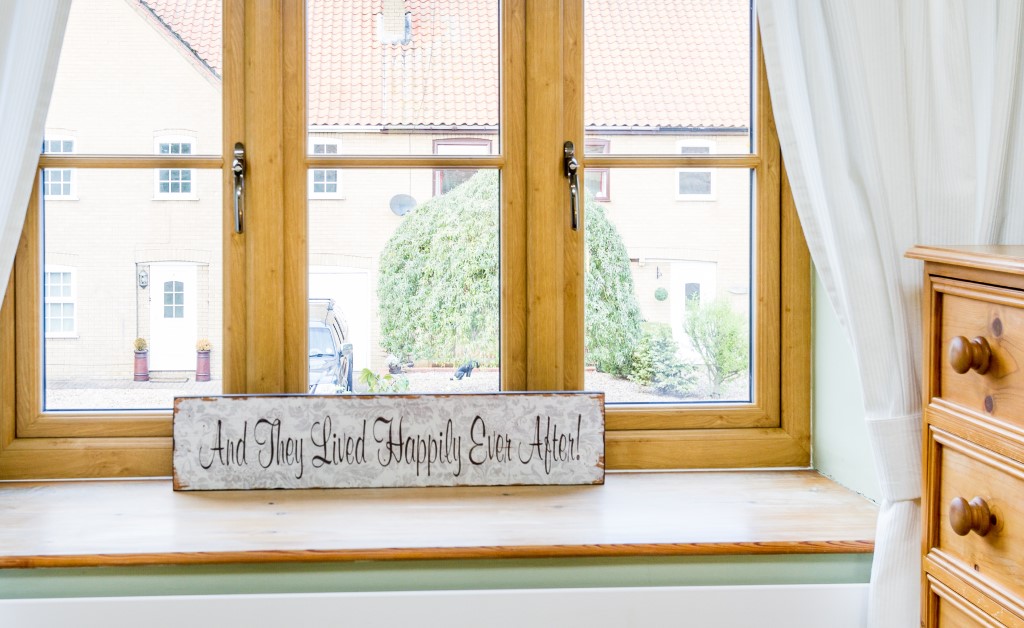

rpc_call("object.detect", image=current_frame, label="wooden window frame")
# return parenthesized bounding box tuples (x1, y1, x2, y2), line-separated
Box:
(0, 3, 808, 480)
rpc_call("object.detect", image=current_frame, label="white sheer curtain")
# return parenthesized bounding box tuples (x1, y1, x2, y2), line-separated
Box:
(758, 1, 1024, 626)
(0, 1, 70, 305)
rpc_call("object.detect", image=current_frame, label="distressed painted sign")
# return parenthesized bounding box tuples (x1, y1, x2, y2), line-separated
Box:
(172, 392, 605, 490)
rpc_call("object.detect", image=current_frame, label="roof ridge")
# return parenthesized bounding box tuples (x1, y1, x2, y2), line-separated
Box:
(136, 0, 220, 80)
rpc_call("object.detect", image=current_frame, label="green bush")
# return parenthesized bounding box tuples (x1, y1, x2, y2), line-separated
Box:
(682, 298, 749, 397)
(654, 287, 668, 301)
(628, 322, 699, 396)
(377, 171, 500, 365)
(584, 202, 643, 376)
(357, 368, 410, 394)
(377, 170, 641, 373)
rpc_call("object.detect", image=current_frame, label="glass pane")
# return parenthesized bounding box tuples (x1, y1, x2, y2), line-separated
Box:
(42, 169, 223, 410)
(307, 168, 500, 395)
(306, 1, 500, 156)
(584, 1, 752, 155)
(583, 168, 752, 404)
(46, 0, 222, 155)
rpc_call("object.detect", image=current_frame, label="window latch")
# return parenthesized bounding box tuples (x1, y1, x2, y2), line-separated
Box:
(232, 142, 246, 234)
(563, 141, 579, 231)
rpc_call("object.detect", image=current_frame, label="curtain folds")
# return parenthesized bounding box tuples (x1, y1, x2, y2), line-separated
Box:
(0, 1, 71, 306)
(758, 1, 1024, 626)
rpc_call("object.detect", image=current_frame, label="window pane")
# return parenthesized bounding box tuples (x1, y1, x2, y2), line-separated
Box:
(584, 1, 751, 155)
(41, 170, 223, 411)
(306, 1, 500, 156)
(46, 0, 221, 155)
(583, 168, 751, 403)
(307, 168, 500, 395)
(678, 171, 712, 196)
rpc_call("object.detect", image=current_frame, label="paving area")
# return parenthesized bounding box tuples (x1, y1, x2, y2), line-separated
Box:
(43, 369, 743, 411)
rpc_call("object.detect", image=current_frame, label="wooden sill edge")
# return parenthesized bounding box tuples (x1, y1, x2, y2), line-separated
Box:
(0, 469, 877, 569)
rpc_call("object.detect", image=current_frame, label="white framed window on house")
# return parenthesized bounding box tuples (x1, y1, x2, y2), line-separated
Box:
(154, 136, 196, 199)
(676, 139, 715, 201)
(43, 266, 76, 338)
(309, 141, 342, 198)
(42, 136, 75, 199)
(433, 139, 493, 196)
(584, 139, 610, 201)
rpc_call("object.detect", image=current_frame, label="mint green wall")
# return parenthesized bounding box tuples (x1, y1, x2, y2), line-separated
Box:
(811, 272, 881, 503)
(2, 269, 877, 599)
(1, 555, 872, 599)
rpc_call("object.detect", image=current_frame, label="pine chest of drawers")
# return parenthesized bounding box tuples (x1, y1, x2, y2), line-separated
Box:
(909, 245, 1024, 628)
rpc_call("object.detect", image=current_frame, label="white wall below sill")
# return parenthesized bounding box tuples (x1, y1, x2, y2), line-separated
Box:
(1, 583, 868, 628)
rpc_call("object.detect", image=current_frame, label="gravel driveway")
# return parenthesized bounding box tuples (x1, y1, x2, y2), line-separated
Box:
(45, 368, 745, 411)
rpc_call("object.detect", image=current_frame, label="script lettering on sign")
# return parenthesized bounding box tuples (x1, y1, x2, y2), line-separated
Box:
(173, 392, 604, 490)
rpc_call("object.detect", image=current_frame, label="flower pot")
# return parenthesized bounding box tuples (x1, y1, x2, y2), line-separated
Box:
(196, 350, 211, 382)
(133, 350, 149, 382)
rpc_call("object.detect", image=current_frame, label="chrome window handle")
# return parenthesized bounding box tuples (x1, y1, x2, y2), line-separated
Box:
(564, 140, 580, 231)
(232, 142, 245, 234)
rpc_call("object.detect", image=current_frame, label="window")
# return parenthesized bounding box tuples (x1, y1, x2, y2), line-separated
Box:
(3, 0, 808, 480)
(676, 140, 715, 200)
(163, 281, 184, 318)
(42, 137, 75, 199)
(154, 136, 196, 198)
(309, 141, 342, 198)
(432, 139, 493, 196)
(43, 267, 76, 337)
(584, 139, 610, 201)
(684, 282, 700, 310)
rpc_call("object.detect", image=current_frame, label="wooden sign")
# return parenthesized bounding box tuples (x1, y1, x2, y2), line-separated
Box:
(172, 392, 604, 490)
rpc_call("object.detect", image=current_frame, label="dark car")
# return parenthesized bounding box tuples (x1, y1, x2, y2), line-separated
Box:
(308, 298, 353, 393)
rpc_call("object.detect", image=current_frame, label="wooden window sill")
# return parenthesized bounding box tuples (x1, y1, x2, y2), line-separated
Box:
(0, 470, 876, 569)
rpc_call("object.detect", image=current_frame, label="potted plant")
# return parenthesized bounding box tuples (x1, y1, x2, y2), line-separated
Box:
(195, 338, 212, 382)
(133, 337, 149, 382)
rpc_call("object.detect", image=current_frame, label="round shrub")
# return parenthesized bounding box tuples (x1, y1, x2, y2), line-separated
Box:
(654, 287, 668, 301)
(377, 170, 642, 374)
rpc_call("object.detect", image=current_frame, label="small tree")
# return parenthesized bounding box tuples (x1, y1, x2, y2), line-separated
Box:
(377, 170, 642, 374)
(683, 298, 749, 397)
(629, 322, 700, 396)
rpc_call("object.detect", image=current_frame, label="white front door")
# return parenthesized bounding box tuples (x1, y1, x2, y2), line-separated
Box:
(670, 260, 717, 362)
(149, 264, 197, 370)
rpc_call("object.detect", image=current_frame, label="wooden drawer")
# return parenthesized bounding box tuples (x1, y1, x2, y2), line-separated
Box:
(935, 280, 1024, 432)
(927, 576, 1008, 627)
(929, 573, 1015, 626)
(927, 427, 1024, 621)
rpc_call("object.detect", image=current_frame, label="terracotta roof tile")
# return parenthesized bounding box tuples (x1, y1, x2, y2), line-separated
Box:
(141, 0, 748, 129)
(140, 0, 222, 77)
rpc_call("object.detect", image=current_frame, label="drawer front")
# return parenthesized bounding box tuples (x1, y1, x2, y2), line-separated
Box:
(936, 283, 1024, 430)
(930, 428, 1024, 611)
(929, 581, 1004, 628)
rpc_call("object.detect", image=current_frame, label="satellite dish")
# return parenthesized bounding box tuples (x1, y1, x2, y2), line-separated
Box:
(389, 194, 416, 216)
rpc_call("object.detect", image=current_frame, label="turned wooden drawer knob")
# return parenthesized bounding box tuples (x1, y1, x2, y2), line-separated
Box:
(949, 496, 994, 537)
(949, 336, 992, 375)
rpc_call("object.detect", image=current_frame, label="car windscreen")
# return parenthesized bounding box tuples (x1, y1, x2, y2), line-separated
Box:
(308, 327, 336, 357)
